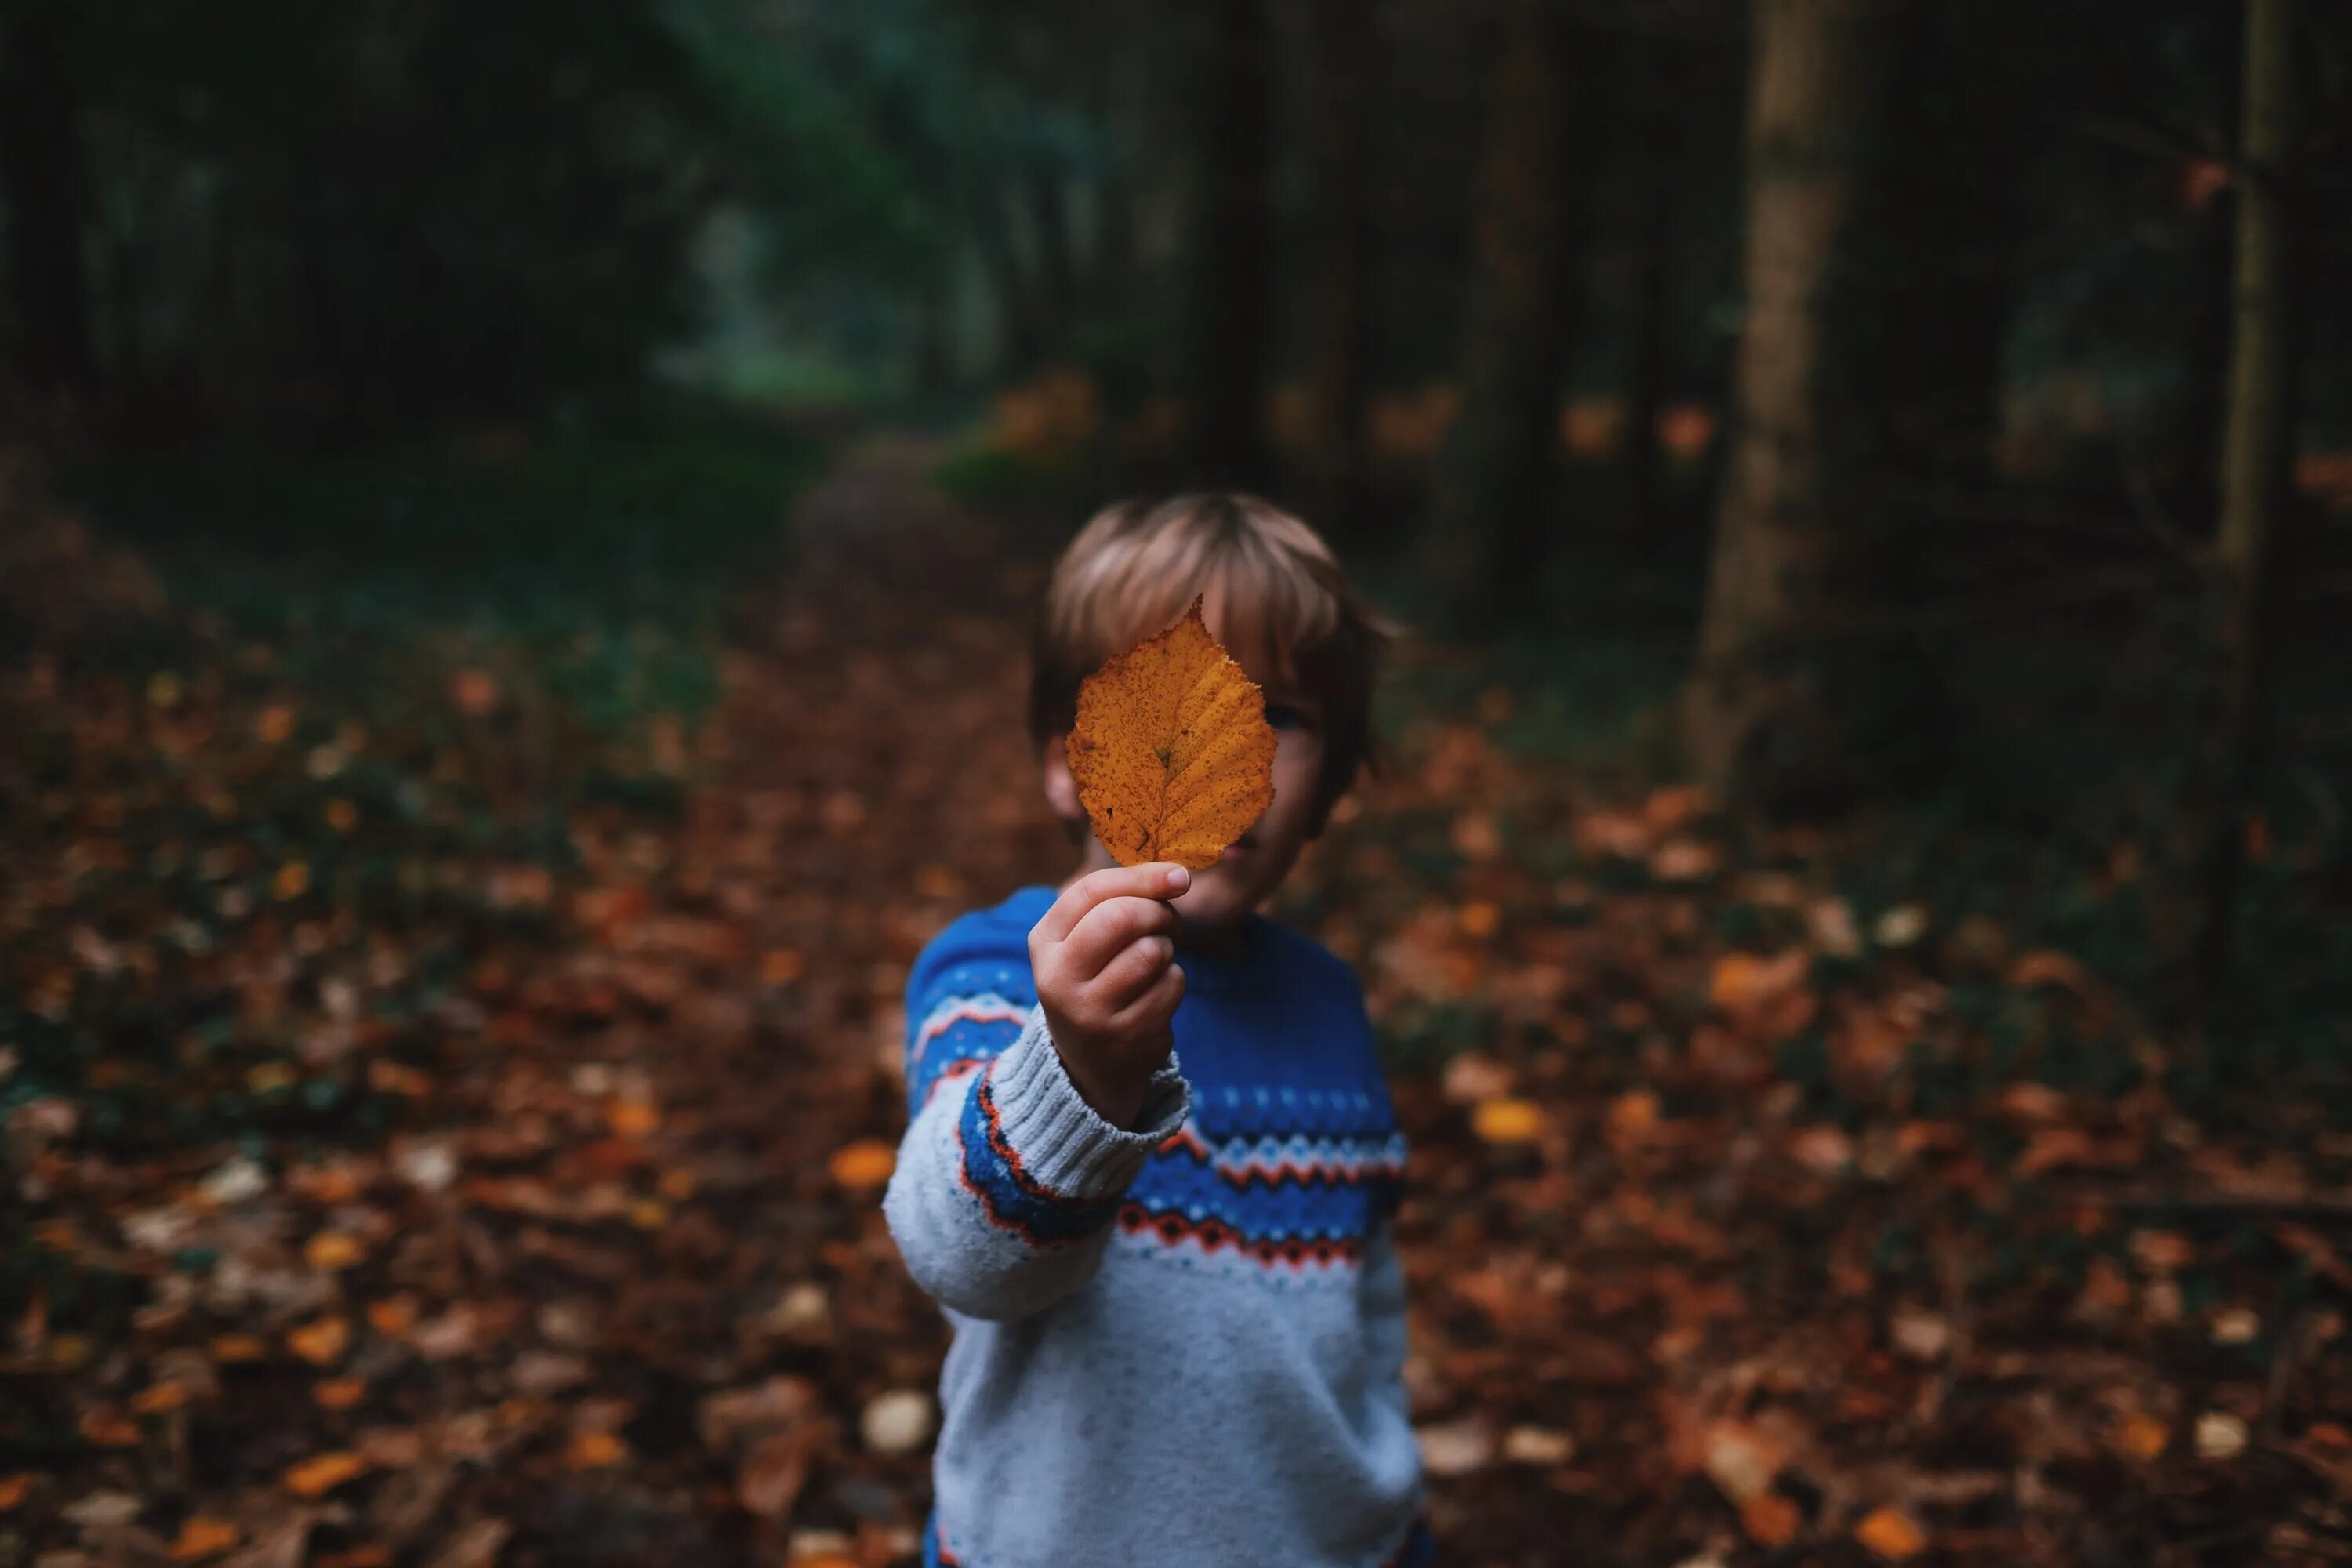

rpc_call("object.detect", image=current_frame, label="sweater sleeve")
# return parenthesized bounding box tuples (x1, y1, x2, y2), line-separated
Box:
(886, 1002, 1189, 1321)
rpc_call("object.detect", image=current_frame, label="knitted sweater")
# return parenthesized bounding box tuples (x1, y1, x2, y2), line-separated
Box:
(884, 885, 1428, 1568)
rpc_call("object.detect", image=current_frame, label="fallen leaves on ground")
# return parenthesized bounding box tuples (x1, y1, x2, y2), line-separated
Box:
(5, 441, 2347, 1566)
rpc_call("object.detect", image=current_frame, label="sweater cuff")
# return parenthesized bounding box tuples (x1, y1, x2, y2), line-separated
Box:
(984, 1006, 1189, 1199)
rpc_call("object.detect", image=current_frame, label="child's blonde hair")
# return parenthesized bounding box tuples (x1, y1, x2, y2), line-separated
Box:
(1029, 494, 1396, 826)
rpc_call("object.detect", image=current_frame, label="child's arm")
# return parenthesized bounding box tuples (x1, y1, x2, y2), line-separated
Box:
(885, 865, 1192, 1320)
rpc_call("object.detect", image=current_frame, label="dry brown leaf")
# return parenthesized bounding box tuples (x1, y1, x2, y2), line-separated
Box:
(367, 1297, 418, 1339)
(306, 1232, 366, 1272)
(1739, 1493, 1801, 1546)
(738, 1428, 812, 1519)
(170, 1515, 243, 1561)
(78, 1410, 140, 1447)
(423, 1519, 511, 1568)
(289, 1316, 350, 1366)
(284, 1450, 370, 1497)
(1066, 597, 1276, 870)
(2114, 1412, 2170, 1462)
(132, 1381, 191, 1414)
(0, 1472, 31, 1511)
(607, 1098, 659, 1138)
(1853, 1507, 1926, 1560)
(1606, 1088, 1661, 1148)
(566, 1429, 626, 1468)
(314, 1378, 368, 1411)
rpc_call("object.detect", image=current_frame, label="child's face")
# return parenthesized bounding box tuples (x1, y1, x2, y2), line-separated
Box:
(1041, 622, 1330, 934)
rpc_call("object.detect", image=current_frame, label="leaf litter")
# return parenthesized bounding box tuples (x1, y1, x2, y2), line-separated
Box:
(2, 443, 2347, 1564)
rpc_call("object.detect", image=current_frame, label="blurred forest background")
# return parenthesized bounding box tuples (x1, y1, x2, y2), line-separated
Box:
(5, 1, 2352, 1564)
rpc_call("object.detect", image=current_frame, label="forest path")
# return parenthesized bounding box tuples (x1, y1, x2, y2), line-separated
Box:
(10, 437, 2322, 1567)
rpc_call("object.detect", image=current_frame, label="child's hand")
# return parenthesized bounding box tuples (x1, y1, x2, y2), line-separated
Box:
(1029, 862, 1191, 1128)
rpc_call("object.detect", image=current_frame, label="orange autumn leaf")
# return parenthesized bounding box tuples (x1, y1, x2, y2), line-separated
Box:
(2114, 1412, 2170, 1461)
(169, 1515, 242, 1561)
(210, 1334, 269, 1363)
(306, 1232, 366, 1272)
(132, 1381, 191, 1415)
(367, 1296, 418, 1339)
(289, 1316, 350, 1366)
(1853, 1506, 1928, 1560)
(314, 1377, 368, 1411)
(608, 1098, 660, 1138)
(1708, 949, 1813, 1038)
(1739, 1492, 1802, 1546)
(1066, 597, 1277, 871)
(284, 1450, 370, 1497)
(0, 1472, 31, 1511)
(78, 1410, 141, 1447)
(1470, 1098, 1545, 1145)
(567, 1429, 627, 1468)
(828, 1138, 897, 1189)
(314, 1550, 395, 1568)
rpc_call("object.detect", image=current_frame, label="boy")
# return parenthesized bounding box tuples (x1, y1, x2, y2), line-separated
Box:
(885, 493, 1427, 1568)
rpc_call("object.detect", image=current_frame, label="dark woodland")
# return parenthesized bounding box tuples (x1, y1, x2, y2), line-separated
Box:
(4, 1, 2352, 1563)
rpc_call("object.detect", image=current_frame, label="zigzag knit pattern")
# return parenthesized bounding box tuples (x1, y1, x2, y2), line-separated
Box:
(906, 916, 1406, 1270)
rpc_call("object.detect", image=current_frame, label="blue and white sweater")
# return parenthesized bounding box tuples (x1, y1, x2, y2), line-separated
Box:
(884, 885, 1428, 1568)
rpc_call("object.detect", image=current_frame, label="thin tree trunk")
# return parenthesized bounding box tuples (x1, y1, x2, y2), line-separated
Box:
(1620, 155, 1676, 535)
(971, 184, 1044, 374)
(1028, 165, 1080, 325)
(1094, 171, 1137, 319)
(1185, 0, 1275, 488)
(1303, 0, 1377, 542)
(1, 0, 96, 394)
(913, 259, 953, 394)
(1430, 0, 1580, 618)
(2193, 0, 2304, 1004)
(1682, 0, 1894, 804)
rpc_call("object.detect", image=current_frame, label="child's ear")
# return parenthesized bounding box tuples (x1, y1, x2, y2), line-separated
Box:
(1040, 735, 1083, 822)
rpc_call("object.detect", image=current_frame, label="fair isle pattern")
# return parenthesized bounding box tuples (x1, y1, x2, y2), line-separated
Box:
(1161, 1120, 1410, 1189)
(909, 986, 1033, 1108)
(956, 1055, 1120, 1247)
(904, 906, 1408, 1277)
(1112, 1202, 1367, 1272)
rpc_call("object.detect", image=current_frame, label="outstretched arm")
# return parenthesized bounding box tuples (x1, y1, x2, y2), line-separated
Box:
(884, 864, 1192, 1321)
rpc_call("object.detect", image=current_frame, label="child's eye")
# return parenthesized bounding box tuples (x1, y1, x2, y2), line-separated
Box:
(1265, 702, 1315, 733)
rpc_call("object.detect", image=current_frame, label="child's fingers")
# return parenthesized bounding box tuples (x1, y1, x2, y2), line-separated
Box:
(1033, 863, 1189, 946)
(1106, 960, 1185, 1037)
(1091, 933, 1174, 1007)
(1061, 895, 1178, 980)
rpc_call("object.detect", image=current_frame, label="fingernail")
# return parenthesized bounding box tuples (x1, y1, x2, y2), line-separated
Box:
(1166, 866, 1189, 892)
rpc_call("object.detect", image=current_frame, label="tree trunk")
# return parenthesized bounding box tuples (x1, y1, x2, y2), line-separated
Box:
(971, 183, 1044, 374)
(1430, 0, 1581, 619)
(1184, 0, 1275, 489)
(2192, 0, 2303, 1004)
(1302, 0, 1377, 542)
(913, 259, 953, 394)
(0, 0, 96, 394)
(1027, 164, 1080, 328)
(1619, 146, 1677, 535)
(1682, 0, 1895, 805)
